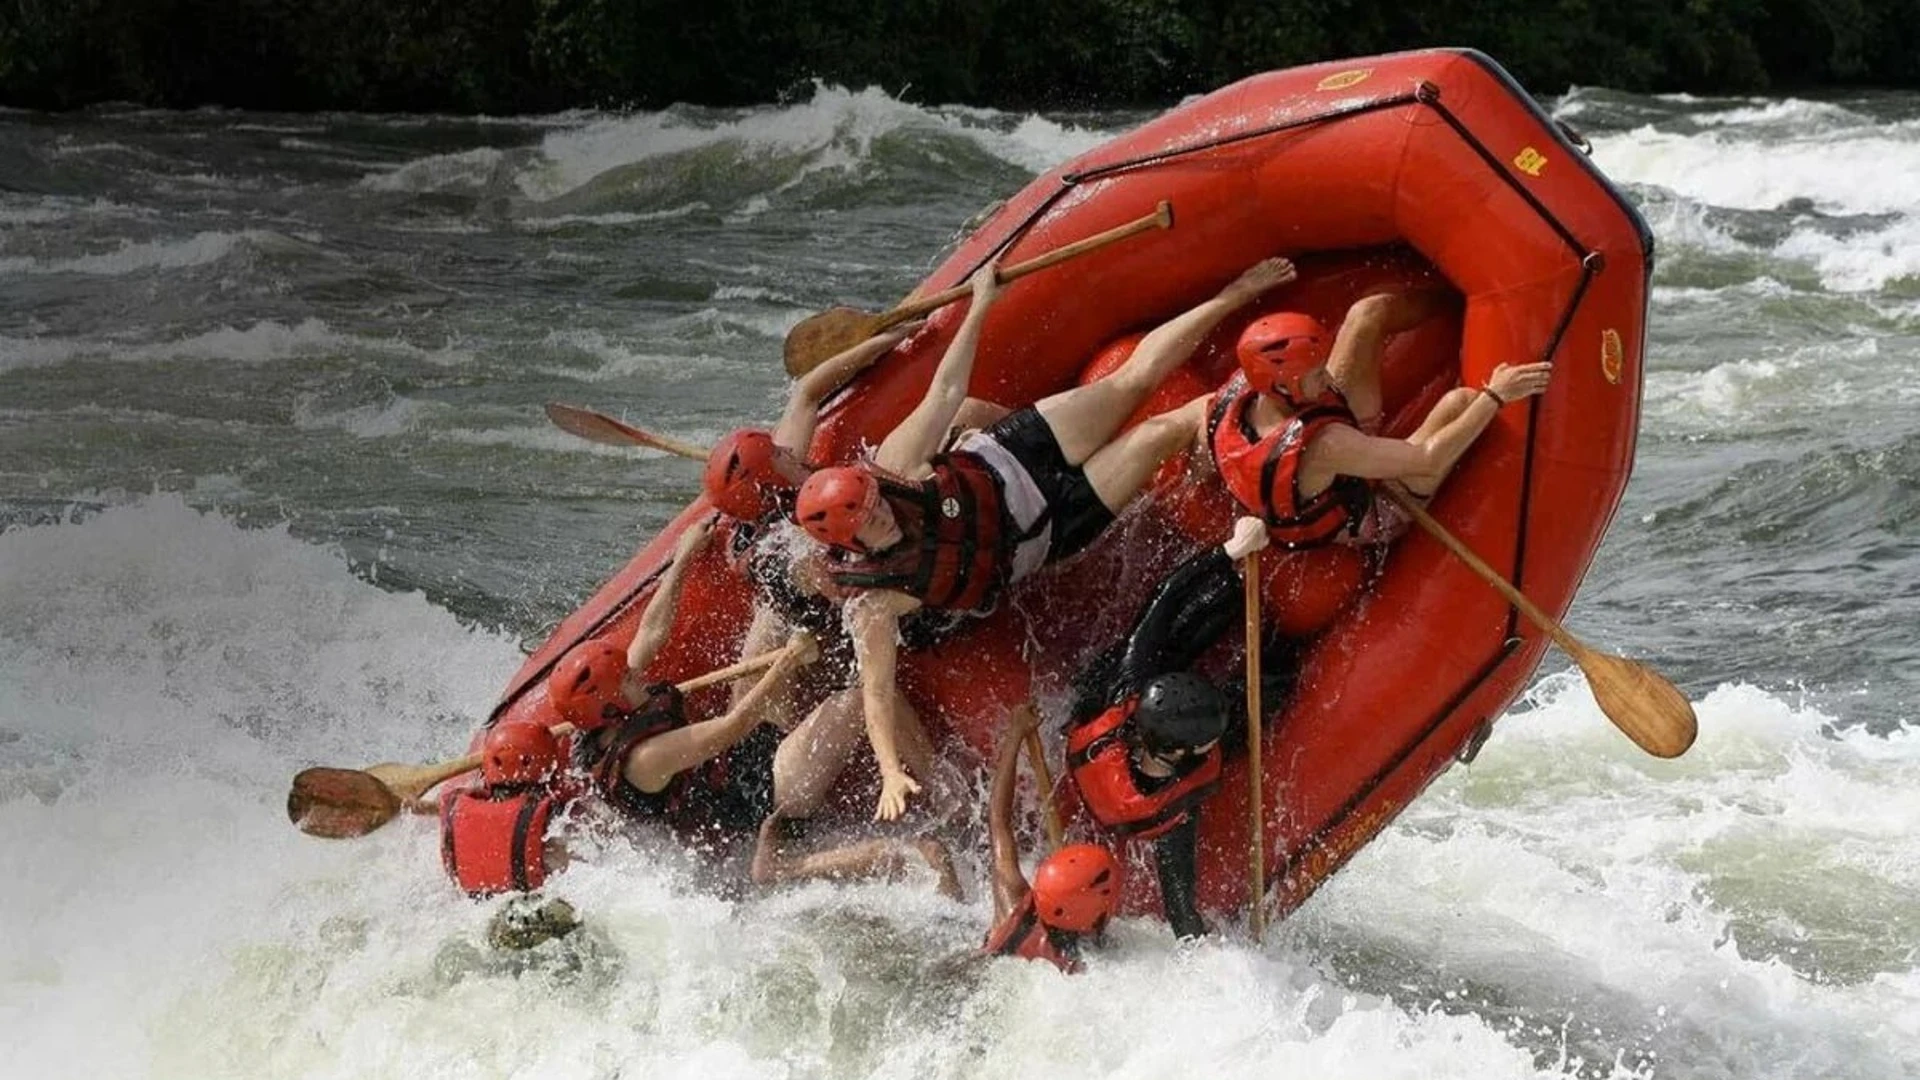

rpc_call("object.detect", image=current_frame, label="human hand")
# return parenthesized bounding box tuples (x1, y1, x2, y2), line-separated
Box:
(970, 260, 1003, 308)
(782, 631, 821, 669)
(1006, 703, 1043, 738)
(877, 319, 926, 346)
(1223, 516, 1270, 561)
(1222, 257, 1297, 304)
(875, 769, 922, 821)
(1485, 362, 1553, 405)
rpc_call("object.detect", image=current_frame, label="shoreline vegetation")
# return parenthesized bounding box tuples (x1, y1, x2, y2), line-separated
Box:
(3, 0, 1916, 113)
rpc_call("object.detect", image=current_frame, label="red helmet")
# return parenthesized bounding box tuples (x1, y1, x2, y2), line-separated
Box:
(704, 428, 785, 520)
(481, 721, 561, 787)
(795, 466, 879, 549)
(547, 640, 629, 729)
(1237, 312, 1330, 402)
(1030, 843, 1120, 933)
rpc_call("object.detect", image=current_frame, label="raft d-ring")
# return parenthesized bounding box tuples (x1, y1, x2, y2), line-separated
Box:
(1556, 119, 1593, 155)
(1414, 81, 1441, 104)
(1582, 252, 1607, 273)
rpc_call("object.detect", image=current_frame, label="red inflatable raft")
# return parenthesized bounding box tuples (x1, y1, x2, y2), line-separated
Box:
(478, 48, 1651, 923)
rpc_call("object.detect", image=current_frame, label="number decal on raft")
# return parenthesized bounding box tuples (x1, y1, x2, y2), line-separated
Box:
(1601, 328, 1624, 385)
(1315, 69, 1373, 91)
(1512, 147, 1549, 177)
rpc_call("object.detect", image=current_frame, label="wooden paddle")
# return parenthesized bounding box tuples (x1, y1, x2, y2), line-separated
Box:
(1381, 488, 1698, 758)
(544, 402, 710, 460)
(1243, 547, 1267, 943)
(287, 641, 810, 839)
(782, 200, 1176, 376)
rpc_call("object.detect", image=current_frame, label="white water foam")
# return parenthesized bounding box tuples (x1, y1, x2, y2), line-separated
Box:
(1596, 113, 1920, 292)
(0, 230, 264, 277)
(0, 319, 470, 375)
(2, 501, 1913, 1078)
(366, 85, 1116, 206)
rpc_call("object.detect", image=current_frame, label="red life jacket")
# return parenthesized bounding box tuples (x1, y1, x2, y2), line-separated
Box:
(1206, 374, 1373, 549)
(1066, 699, 1222, 840)
(439, 785, 566, 897)
(980, 893, 1080, 973)
(824, 452, 1008, 612)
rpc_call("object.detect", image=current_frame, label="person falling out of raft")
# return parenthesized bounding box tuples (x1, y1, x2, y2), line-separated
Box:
(438, 718, 577, 897)
(793, 255, 1301, 821)
(547, 522, 819, 845)
(980, 706, 1122, 972)
(546, 520, 957, 887)
(1202, 290, 1553, 549)
(1064, 516, 1290, 939)
(702, 319, 1008, 698)
(701, 321, 1008, 836)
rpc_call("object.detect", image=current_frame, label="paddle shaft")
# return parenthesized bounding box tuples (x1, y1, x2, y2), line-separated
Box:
(1244, 548, 1267, 943)
(871, 201, 1175, 334)
(1382, 489, 1582, 656)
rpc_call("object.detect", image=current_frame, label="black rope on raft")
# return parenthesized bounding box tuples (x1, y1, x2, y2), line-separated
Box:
(951, 90, 1430, 286)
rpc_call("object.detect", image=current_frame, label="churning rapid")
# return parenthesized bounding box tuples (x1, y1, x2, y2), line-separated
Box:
(2, 83, 1918, 1079)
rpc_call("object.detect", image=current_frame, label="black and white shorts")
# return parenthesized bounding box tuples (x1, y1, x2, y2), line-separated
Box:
(958, 406, 1116, 581)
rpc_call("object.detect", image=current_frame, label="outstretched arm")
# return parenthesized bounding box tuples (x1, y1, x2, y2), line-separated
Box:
(622, 633, 819, 794)
(772, 323, 921, 452)
(847, 589, 925, 819)
(874, 264, 1002, 476)
(626, 520, 714, 679)
(989, 705, 1042, 921)
(1311, 362, 1552, 486)
(1128, 257, 1297, 379)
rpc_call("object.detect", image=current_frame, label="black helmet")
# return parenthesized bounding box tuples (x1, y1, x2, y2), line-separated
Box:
(1133, 673, 1228, 752)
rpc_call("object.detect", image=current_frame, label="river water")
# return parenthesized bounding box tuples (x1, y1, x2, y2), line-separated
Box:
(2, 81, 1917, 1079)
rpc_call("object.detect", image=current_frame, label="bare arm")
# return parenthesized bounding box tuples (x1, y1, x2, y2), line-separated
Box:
(1311, 363, 1551, 485)
(874, 264, 1002, 476)
(626, 520, 714, 678)
(989, 706, 1042, 921)
(623, 633, 819, 794)
(772, 324, 920, 452)
(729, 604, 790, 710)
(847, 589, 924, 819)
(1129, 257, 1298, 379)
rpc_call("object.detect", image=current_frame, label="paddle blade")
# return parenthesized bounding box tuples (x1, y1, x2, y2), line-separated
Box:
(288, 767, 403, 839)
(545, 403, 642, 448)
(783, 306, 877, 376)
(1576, 649, 1699, 758)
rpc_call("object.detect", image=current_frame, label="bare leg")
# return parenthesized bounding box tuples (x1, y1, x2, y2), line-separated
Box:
(1030, 342, 1205, 467)
(1326, 290, 1450, 428)
(751, 814, 964, 898)
(1081, 395, 1211, 514)
(953, 397, 1010, 433)
(771, 688, 868, 818)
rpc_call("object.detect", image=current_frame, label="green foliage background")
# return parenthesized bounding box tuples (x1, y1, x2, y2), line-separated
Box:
(3, 0, 1917, 111)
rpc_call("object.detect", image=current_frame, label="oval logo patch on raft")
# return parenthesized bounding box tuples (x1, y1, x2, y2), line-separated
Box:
(941, 496, 961, 518)
(1316, 69, 1373, 91)
(1601, 328, 1624, 384)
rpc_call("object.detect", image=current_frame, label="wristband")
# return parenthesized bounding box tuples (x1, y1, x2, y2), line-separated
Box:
(1480, 386, 1507, 408)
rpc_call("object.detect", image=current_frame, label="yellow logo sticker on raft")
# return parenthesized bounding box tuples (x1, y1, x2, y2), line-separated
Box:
(1601, 328, 1624, 384)
(1513, 147, 1549, 177)
(1316, 69, 1373, 91)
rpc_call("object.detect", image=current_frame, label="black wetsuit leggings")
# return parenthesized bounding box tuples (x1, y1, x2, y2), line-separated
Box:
(1068, 546, 1303, 939)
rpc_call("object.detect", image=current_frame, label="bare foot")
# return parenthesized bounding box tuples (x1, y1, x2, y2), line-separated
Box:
(916, 838, 964, 900)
